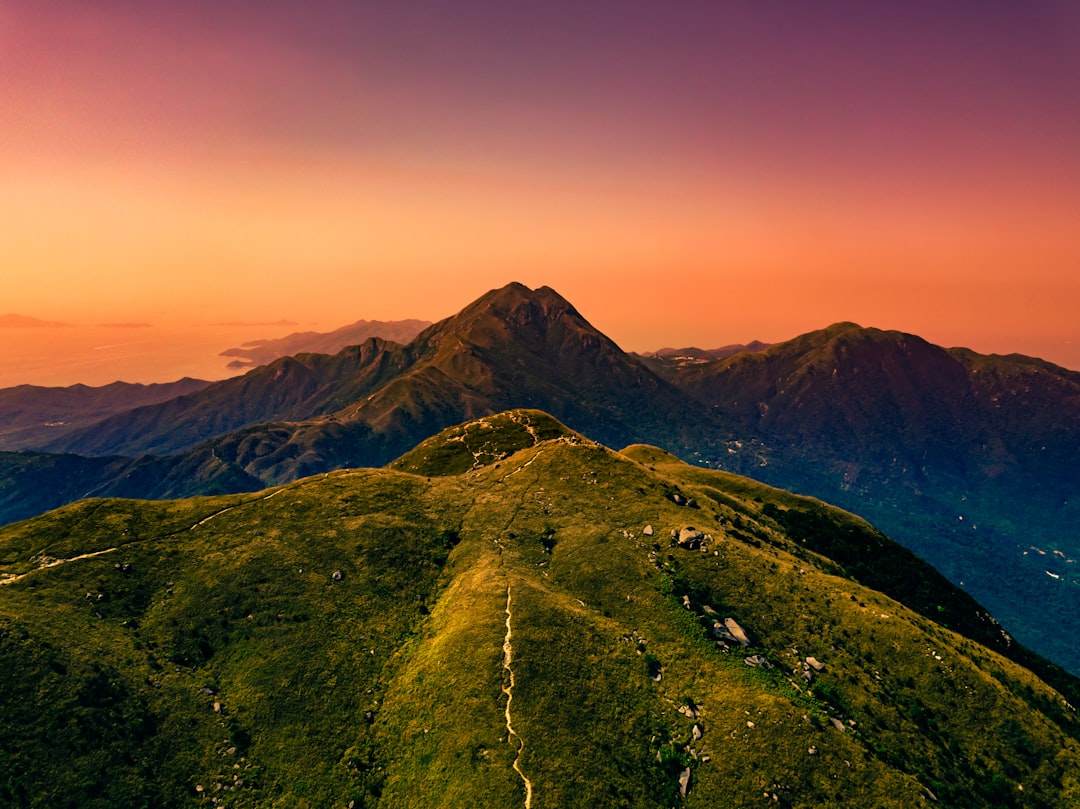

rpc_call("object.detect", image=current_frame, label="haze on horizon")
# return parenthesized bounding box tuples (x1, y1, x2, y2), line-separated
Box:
(3, 0, 1079, 385)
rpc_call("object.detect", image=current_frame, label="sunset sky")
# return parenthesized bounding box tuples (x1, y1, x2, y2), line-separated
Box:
(3, 1, 1079, 385)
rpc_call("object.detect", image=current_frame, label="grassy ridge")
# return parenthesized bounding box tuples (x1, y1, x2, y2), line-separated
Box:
(1, 410, 1079, 807)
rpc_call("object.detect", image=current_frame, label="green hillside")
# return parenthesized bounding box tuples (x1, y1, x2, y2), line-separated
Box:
(1, 410, 1078, 808)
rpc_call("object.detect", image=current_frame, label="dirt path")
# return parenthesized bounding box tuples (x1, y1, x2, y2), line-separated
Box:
(190, 486, 285, 530)
(2, 487, 291, 586)
(502, 585, 534, 808)
(0, 546, 119, 586)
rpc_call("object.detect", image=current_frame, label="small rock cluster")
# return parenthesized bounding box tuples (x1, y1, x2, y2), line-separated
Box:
(670, 493, 699, 509)
(670, 526, 715, 552)
(801, 655, 825, 683)
(712, 617, 751, 647)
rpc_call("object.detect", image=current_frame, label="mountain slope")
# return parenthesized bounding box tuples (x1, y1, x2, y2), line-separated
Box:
(40, 339, 413, 457)
(334, 282, 711, 456)
(40, 283, 711, 470)
(0, 447, 265, 526)
(0, 378, 210, 450)
(658, 322, 1080, 674)
(1, 411, 1078, 808)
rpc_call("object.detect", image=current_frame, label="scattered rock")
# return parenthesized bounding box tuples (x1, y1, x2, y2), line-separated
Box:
(678, 702, 699, 720)
(643, 524, 654, 536)
(744, 654, 770, 668)
(692, 724, 703, 741)
(830, 717, 846, 732)
(672, 494, 685, 505)
(746, 721, 755, 729)
(213, 702, 222, 713)
(715, 618, 750, 646)
(805, 656, 825, 671)
(682, 594, 692, 610)
(808, 746, 818, 755)
(678, 527, 705, 549)
(331, 570, 343, 581)
(678, 767, 691, 796)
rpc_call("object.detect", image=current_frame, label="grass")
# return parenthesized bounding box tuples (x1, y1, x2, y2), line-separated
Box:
(1, 409, 1079, 807)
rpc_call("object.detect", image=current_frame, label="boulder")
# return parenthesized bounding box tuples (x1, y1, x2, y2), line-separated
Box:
(679, 767, 691, 796)
(805, 656, 825, 671)
(643, 524, 654, 536)
(744, 654, 770, 668)
(678, 527, 704, 549)
(723, 618, 750, 645)
(331, 570, 343, 581)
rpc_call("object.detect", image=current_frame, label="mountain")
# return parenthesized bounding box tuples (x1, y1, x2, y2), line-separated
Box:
(0, 379, 211, 451)
(636, 340, 771, 368)
(220, 318, 432, 368)
(1, 411, 1078, 807)
(37, 283, 710, 465)
(651, 322, 1080, 673)
(38, 339, 414, 457)
(1, 286, 1077, 676)
(0, 447, 267, 527)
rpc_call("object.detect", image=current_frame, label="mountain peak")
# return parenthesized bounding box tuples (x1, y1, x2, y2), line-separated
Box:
(419, 282, 604, 358)
(461, 281, 577, 320)
(388, 409, 585, 476)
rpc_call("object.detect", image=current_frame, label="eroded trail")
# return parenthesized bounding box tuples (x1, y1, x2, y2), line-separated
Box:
(0, 547, 118, 585)
(503, 585, 534, 808)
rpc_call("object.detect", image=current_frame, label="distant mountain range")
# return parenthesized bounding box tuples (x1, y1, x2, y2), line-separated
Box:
(219, 317, 431, 368)
(1, 283, 1077, 676)
(2, 410, 1078, 807)
(637, 340, 772, 366)
(0, 378, 211, 451)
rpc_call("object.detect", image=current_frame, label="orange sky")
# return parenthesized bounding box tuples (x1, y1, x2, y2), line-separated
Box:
(3, 1, 1079, 384)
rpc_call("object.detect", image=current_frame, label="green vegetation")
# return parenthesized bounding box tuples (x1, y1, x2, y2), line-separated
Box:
(1, 410, 1079, 807)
